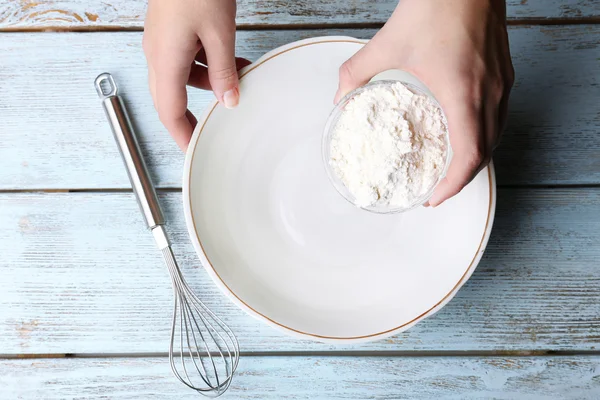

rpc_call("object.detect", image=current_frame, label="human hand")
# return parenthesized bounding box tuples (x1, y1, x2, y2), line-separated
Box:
(336, 0, 514, 206)
(143, 0, 250, 150)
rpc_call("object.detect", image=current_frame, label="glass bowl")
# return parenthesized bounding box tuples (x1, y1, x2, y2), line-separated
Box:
(322, 79, 452, 214)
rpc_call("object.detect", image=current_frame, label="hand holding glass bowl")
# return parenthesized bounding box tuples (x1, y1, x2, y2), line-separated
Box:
(323, 75, 453, 214)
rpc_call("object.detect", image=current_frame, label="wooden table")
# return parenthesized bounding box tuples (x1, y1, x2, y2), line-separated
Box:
(1, 1, 600, 398)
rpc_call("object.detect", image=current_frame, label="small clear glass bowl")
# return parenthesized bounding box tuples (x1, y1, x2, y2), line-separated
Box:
(322, 79, 452, 214)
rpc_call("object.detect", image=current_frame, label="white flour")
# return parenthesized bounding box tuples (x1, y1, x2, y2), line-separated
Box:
(329, 82, 448, 209)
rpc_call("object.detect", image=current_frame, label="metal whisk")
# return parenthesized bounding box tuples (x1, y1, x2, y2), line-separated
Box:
(95, 73, 239, 396)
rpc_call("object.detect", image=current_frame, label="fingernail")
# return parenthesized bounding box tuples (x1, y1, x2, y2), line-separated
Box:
(223, 87, 239, 109)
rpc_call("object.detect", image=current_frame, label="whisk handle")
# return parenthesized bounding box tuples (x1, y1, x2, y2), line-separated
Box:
(95, 73, 164, 229)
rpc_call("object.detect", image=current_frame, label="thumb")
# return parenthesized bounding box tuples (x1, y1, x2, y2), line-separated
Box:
(335, 38, 389, 104)
(204, 31, 240, 109)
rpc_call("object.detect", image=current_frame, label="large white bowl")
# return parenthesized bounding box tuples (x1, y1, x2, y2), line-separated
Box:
(183, 36, 496, 344)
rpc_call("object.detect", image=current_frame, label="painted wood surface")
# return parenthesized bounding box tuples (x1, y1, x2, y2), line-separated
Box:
(2, 188, 600, 354)
(1, 26, 599, 191)
(2, 356, 600, 399)
(2, 2, 600, 396)
(0, 1, 599, 31)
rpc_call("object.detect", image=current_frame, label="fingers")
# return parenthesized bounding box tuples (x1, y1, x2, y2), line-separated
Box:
(195, 48, 253, 68)
(151, 37, 199, 151)
(203, 30, 240, 108)
(147, 36, 248, 151)
(188, 57, 252, 90)
(143, 0, 241, 151)
(428, 101, 486, 207)
(188, 63, 212, 91)
(335, 37, 391, 103)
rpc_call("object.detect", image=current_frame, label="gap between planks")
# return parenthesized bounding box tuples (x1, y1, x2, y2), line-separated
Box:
(1, 17, 600, 32)
(0, 188, 183, 193)
(5, 350, 600, 360)
(3, 183, 600, 194)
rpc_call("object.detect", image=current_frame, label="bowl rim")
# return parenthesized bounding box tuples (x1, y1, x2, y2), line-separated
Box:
(182, 36, 497, 344)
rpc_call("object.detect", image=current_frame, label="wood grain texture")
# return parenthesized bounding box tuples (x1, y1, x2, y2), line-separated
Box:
(1, 188, 600, 354)
(0, 26, 599, 190)
(0, 1, 599, 30)
(2, 356, 600, 399)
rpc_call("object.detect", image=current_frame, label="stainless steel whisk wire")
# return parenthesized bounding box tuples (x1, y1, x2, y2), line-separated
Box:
(95, 72, 239, 396)
(164, 247, 239, 395)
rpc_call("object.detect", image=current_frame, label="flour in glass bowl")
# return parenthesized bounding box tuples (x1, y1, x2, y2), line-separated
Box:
(329, 81, 449, 210)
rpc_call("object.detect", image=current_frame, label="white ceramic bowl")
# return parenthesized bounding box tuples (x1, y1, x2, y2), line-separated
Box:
(183, 36, 496, 343)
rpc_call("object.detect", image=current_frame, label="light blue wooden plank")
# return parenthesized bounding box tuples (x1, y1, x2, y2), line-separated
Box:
(0, 0, 598, 30)
(2, 356, 600, 399)
(506, 0, 600, 20)
(0, 26, 599, 190)
(1, 188, 599, 354)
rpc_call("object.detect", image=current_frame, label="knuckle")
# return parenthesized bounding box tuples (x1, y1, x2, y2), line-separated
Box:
(157, 110, 172, 127)
(474, 81, 486, 102)
(465, 146, 485, 170)
(464, 58, 486, 82)
(489, 78, 505, 103)
(209, 65, 237, 82)
(156, 104, 176, 128)
(339, 60, 356, 84)
(455, 80, 484, 109)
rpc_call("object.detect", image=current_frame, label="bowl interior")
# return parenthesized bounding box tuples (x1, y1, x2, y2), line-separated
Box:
(185, 39, 493, 340)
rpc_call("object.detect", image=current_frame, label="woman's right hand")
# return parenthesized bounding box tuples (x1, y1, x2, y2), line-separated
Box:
(336, 0, 514, 207)
(143, 0, 249, 150)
